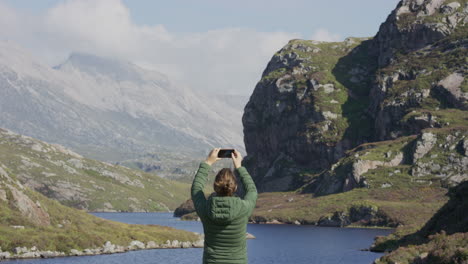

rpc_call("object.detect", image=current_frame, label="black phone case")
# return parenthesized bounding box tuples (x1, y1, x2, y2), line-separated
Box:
(218, 149, 234, 158)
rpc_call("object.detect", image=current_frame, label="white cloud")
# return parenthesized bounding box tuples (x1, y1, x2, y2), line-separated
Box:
(310, 28, 342, 42)
(0, 0, 299, 95)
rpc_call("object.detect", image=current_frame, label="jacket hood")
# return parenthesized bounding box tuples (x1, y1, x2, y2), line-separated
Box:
(207, 196, 243, 224)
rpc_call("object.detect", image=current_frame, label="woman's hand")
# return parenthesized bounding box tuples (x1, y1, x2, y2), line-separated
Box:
(231, 150, 243, 169)
(205, 148, 221, 166)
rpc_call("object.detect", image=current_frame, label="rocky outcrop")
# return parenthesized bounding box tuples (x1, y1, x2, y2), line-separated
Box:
(373, 0, 468, 67)
(0, 165, 50, 226)
(368, 0, 467, 141)
(413, 132, 437, 160)
(300, 127, 468, 195)
(411, 129, 468, 185)
(173, 199, 195, 217)
(347, 153, 404, 190)
(8, 185, 50, 226)
(317, 205, 396, 227)
(435, 72, 467, 110)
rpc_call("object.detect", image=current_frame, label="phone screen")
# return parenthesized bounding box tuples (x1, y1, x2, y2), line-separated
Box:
(218, 149, 234, 158)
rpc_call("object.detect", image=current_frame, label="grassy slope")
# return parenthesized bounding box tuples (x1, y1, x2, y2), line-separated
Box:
(251, 187, 447, 227)
(0, 169, 198, 254)
(0, 128, 190, 212)
(373, 181, 468, 264)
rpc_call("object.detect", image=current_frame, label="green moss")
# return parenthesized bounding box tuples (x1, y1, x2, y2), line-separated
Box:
(403, 109, 468, 127)
(262, 68, 287, 81)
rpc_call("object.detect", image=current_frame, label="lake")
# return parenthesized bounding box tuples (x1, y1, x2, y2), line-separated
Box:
(4, 212, 392, 264)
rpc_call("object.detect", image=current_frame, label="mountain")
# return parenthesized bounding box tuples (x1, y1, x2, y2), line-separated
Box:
(242, 0, 468, 192)
(0, 128, 190, 212)
(0, 42, 244, 165)
(0, 159, 201, 260)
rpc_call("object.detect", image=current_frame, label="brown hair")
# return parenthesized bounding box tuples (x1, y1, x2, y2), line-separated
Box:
(213, 168, 238, 196)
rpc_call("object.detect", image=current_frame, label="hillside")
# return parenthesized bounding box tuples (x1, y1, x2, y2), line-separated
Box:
(0, 163, 200, 260)
(373, 180, 468, 264)
(0, 128, 191, 212)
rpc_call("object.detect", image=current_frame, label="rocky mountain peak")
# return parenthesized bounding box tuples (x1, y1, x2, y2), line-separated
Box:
(55, 52, 169, 85)
(374, 0, 468, 66)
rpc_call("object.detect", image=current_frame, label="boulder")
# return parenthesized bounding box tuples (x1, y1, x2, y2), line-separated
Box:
(440, 2, 461, 14)
(0, 252, 11, 259)
(181, 241, 192, 248)
(463, 139, 468, 156)
(192, 239, 204, 248)
(246, 233, 256, 239)
(435, 73, 467, 110)
(413, 132, 437, 161)
(170, 240, 180, 248)
(318, 212, 350, 227)
(173, 199, 195, 217)
(69, 249, 82, 256)
(146, 241, 159, 249)
(128, 240, 145, 250)
(102, 241, 116, 253)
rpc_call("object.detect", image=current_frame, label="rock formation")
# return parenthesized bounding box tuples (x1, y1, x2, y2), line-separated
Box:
(242, 0, 468, 193)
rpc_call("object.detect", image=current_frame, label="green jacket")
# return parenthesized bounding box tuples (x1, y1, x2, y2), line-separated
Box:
(191, 162, 258, 264)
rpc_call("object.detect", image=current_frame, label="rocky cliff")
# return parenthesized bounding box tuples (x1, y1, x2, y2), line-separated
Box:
(243, 0, 468, 192)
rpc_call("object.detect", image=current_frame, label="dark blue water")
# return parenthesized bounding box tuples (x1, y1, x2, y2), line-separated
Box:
(5, 213, 392, 264)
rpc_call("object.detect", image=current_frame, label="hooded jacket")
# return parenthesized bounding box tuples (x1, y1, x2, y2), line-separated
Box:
(191, 162, 258, 264)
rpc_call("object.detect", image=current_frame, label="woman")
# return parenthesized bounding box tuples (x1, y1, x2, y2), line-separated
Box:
(191, 148, 258, 264)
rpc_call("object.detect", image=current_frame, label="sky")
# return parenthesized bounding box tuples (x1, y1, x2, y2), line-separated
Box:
(0, 0, 400, 95)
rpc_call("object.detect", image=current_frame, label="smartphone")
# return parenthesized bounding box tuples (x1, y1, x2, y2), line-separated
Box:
(218, 149, 235, 158)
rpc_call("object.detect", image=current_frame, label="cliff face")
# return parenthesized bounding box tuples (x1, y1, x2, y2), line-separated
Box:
(243, 37, 378, 191)
(243, 0, 468, 192)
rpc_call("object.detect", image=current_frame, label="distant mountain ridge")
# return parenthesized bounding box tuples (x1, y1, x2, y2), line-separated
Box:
(0, 42, 245, 163)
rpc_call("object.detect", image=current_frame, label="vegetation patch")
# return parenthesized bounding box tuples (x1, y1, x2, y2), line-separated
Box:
(0, 182, 198, 254)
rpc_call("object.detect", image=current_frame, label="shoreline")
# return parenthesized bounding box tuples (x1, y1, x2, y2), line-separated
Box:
(0, 239, 204, 261)
(1, 212, 390, 261)
(182, 214, 395, 229)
